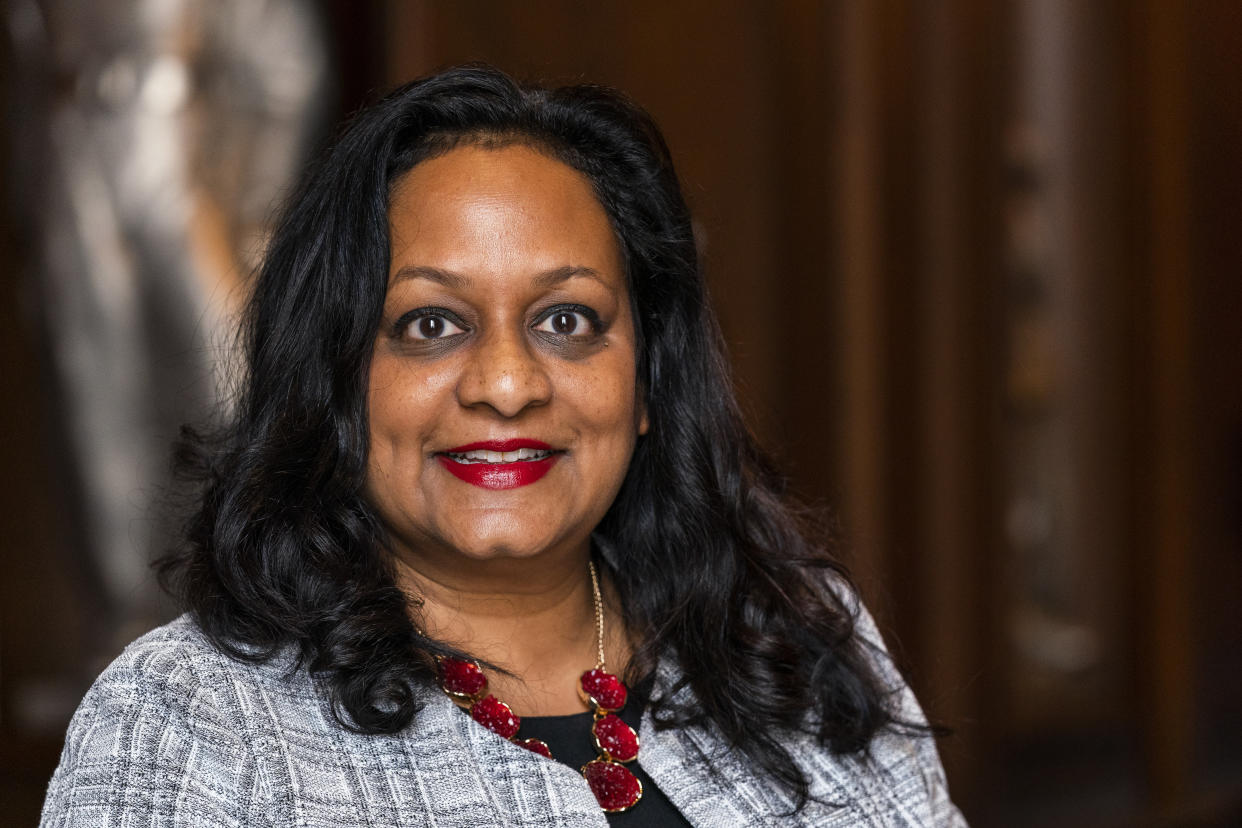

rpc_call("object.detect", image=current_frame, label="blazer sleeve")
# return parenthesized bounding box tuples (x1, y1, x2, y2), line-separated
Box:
(40, 634, 274, 828)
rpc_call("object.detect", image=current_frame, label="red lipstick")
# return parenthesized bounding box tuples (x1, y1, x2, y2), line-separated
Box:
(437, 439, 561, 490)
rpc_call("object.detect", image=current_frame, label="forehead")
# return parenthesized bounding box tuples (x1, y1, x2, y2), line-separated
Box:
(386, 144, 623, 283)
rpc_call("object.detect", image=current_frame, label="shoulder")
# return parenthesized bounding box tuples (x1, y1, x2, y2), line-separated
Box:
(819, 578, 969, 826)
(63, 614, 238, 721)
(40, 616, 286, 828)
(813, 571, 913, 705)
(60, 615, 277, 743)
(726, 571, 966, 824)
(84, 614, 240, 691)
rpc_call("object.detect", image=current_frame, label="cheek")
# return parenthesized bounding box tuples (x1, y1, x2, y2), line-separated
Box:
(366, 367, 406, 450)
(579, 356, 642, 442)
(367, 356, 453, 436)
(365, 361, 439, 510)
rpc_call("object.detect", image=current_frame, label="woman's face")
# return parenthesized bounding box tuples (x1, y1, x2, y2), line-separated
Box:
(366, 144, 647, 571)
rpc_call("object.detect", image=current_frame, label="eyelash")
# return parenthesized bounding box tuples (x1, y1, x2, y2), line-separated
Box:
(391, 307, 467, 340)
(390, 304, 605, 342)
(532, 304, 603, 337)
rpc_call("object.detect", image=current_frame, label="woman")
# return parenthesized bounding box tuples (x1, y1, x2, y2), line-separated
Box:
(42, 65, 965, 826)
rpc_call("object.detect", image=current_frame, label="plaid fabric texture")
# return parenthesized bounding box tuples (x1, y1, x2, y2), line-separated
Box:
(42, 603, 965, 826)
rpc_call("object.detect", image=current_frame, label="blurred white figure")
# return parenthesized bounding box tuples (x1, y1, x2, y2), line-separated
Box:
(7, 0, 328, 647)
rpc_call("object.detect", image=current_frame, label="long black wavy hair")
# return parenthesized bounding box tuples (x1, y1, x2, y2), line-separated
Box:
(159, 64, 903, 808)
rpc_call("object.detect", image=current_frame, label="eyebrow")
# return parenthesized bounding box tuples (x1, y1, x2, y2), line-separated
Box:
(391, 265, 607, 289)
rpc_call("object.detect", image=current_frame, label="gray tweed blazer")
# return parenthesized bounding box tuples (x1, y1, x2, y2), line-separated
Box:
(41, 606, 965, 827)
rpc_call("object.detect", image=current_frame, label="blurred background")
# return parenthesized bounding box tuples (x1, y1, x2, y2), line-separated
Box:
(2, 1, 1239, 825)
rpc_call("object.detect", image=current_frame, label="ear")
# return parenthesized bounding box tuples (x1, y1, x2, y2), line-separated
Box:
(637, 398, 649, 436)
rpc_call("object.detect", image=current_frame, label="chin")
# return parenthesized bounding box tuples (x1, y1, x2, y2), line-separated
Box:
(440, 510, 577, 561)
(457, 543, 544, 562)
(446, 528, 565, 563)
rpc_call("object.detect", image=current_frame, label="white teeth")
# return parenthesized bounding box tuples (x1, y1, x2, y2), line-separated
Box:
(447, 447, 553, 464)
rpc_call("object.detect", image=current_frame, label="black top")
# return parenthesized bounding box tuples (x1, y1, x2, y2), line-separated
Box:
(520, 699, 692, 827)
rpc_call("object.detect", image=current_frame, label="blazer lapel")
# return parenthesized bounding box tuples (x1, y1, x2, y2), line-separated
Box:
(408, 688, 607, 827)
(636, 661, 779, 825)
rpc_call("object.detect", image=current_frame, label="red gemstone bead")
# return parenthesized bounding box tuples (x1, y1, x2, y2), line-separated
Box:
(579, 669, 628, 711)
(470, 695, 520, 739)
(516, 737, 552, 758)
(582, 760, 643, 812)
(439, 657, 487, 699)
(592, 713, 639, 762)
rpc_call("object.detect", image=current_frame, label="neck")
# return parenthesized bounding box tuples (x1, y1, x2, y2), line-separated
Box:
(394, 545, 620, 715)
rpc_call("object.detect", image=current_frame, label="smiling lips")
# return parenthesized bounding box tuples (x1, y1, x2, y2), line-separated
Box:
(436, 439, 561, 489)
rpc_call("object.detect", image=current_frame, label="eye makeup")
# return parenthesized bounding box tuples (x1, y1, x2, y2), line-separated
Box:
(391, 306, 470, 341)
(532, 303, 606, 336)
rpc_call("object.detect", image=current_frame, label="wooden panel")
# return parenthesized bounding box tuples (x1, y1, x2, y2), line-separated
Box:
(826, 0, 892, 610)
(1184, 1, 1242, 810)
(1135, 0, 1194, 810)
(906, 0, 1004, 811)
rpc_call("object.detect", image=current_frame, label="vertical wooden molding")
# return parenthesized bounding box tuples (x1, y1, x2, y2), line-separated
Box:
(384, 0, 435, 84)
(1141, 0, 1194, 811)
(830, 1, 888, 614)
(912, 0, 974, 774)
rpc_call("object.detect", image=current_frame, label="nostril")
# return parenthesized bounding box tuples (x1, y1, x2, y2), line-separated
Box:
(456, 341, 553, 417)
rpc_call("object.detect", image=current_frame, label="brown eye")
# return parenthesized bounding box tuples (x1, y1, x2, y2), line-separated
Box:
(535, 309, 593, 336)
(406, 313, 466, 340)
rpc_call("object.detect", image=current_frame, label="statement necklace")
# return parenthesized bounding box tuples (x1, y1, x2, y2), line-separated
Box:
(434, 561, 644, 813)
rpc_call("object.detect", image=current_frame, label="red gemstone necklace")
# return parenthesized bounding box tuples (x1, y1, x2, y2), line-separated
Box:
(434, 561, 644, 814)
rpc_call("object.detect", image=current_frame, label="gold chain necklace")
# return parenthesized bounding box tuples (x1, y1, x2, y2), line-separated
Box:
(435, 561, 643, 813)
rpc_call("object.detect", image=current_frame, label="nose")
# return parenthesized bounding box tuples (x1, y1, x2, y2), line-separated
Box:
(455, 326, 552, 417)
